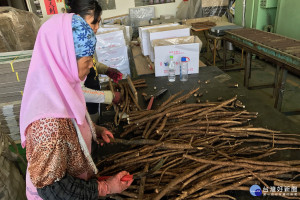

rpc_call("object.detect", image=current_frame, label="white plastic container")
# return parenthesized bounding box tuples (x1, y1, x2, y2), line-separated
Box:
(168, 55, 175, 82)
(180, 57, 188, 81)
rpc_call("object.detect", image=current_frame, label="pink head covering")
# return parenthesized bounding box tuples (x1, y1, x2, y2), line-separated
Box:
(20, 13, 86, 147)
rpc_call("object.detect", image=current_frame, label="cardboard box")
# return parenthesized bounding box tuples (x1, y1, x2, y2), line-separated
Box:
(138, 23, 179, 40)
(103, 14, 129, 25)
(138, 23, 179, 56)
(125, 26, 133, 43)
(153, 36, 202, 77)
(95, 30, 130, 76)
(97, 25, 132, 45)
(148, 25, 191, 62)
(96, 46, 130, 76)
(184, 16, 226, 26)
(150, 18, 181, 25)
(202, 0, 229, 7)
(131, 45, 154, 76)
(95, 30, 126, 50)
(160, 15, 175, 20)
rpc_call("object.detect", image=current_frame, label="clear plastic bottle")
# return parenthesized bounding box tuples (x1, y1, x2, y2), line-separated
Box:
(180, 57, 188, 81)
(168, 55, 176, 82)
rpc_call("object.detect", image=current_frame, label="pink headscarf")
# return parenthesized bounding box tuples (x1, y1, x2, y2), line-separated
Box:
(20, 13, 86, 148)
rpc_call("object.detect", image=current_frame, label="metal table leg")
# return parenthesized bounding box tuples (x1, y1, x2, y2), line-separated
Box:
(274, 67, 288, 111)
(249, 53, 253, 79)
(240, 48, 244, 68)
(213, 38, 217, 66)
(244, 52, 251, 88)
(223, 39, 227, 69)
(273, 64, 280, 98)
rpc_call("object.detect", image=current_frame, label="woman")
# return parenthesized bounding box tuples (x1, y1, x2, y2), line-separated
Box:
(67, 0, 123, 123)
(20, 13, 132, 200)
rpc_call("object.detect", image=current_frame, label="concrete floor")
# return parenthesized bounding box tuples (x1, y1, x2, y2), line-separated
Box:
(199, 47, 300, 200)
(202, 49, 300, 126)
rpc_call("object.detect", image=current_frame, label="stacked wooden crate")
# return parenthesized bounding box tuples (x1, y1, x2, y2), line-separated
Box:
(0, 124, 26, 199)
(0, 51, 32, 142)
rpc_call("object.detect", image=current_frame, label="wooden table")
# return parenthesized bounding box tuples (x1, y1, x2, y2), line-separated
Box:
(206, 33, 223, 66)
(223, 28, 300, 112)
(191, 21, 242, 67)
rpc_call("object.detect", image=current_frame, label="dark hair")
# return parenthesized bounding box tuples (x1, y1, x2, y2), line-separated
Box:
(67, 0, 102, 24)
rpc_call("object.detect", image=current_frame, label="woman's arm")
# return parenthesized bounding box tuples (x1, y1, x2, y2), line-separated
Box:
(81, 82, 113, 104)
(96, 61, 109, 75)
(94, 56, 122, 83)
(37, 174, 98, 200)
(26, 118, 132, 200)
(26, 118, 98, 198)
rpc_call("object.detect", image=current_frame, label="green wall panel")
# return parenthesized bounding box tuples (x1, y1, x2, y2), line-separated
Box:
(234, 0, 244, 26)
(235, 0, 277, 31)
(234, 0, 255, 28)
(245, 0, 255, 28)
(275, 0, 300, 40)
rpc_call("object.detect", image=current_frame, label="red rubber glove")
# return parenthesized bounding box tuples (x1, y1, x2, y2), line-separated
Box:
(106, 68, 123, 83)
(98, 171, 133, 196)
(95, 125, 114, 145)
(112, 92, 121, 104)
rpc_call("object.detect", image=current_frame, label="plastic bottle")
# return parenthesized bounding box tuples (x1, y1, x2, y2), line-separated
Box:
(168, 55, 176, 82)
(180, 57, 188, 81)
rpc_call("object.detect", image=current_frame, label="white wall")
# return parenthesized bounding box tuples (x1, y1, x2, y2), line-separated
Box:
(101, 0, 182, 19)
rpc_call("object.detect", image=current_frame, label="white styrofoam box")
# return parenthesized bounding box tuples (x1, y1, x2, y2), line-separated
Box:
(148, 26, 191, 62)
(138, 23, 179, 40)
(97, 26, 120, 34)
(141, 24, 180, 56)
(96, 46, 130, 76)
(125, 26, 133, 43)
(154, 37, 202, 77)
(95, 30, 126, 50)
(97, 25, 132, 45)
(138, 23, 179, 55)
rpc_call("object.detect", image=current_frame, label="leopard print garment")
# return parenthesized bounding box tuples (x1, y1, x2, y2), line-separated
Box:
(26, 118, 94, 188)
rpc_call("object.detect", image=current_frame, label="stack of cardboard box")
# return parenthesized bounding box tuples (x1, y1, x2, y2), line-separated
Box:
(96, 26, 131, 76)
(138, 24, 202, 77)
(152, 36, 202, 77)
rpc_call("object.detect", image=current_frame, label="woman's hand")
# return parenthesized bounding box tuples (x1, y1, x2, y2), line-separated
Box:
(95, 125, 114, 145)
(106, 68, 123, 83)
(113, 92, 121, 104)
(97, 171, 133, 196)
